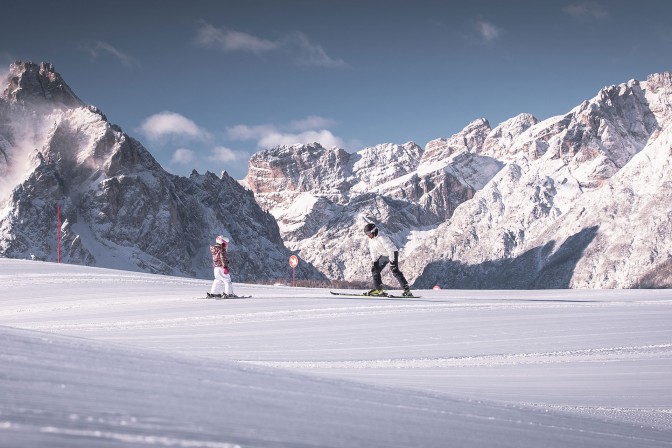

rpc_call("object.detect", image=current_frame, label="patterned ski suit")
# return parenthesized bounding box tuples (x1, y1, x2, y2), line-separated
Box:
(210, 244, 234, 296)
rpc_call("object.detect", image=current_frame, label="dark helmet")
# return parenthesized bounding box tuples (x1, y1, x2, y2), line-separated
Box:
(363, 223, 378, 237)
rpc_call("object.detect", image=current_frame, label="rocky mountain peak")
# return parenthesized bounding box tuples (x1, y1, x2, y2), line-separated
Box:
(244, 72, 672, 289)
(479, 113, 539, 161)
(0, 62, 320, 283)
(642, 71, 672, 127)
(421, 118, 491, 166)
(245, 143, 353, 210)
(2, 61, 84, 108)
(3, 60, 671, 289)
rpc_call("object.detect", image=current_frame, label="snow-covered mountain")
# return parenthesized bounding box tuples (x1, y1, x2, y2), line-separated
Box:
(0, 62, 322, 282)
(245, 138, 503, 283)
(2, 61, 670, 288)
(247, 73, 672, 288)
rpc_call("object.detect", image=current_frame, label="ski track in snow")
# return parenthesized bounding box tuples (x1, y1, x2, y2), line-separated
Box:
(522, 404, 672, 436)
(240, 344, 672, 369)
(4, 298, 670, 330)
(0, 423, 241, 448)
(1, 260, 672, 443)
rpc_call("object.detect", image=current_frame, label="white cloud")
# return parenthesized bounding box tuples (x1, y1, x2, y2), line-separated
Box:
(0, 113, 49, 200)
(170, 148, 195, 164)
(138, 111, 210, 142)
(227, 124, 278, 141)
(283, 33, 349, 68)
(195, 21, 277, 53)
(563, 2, 610, 21)
(288, 116, 337, 132)
(475, 21, 501, 42)
(82, 41, 140, 68)
(259, 130, 345, 149)
(195, 22, 347, 68)
(207, 146, 249, 162)
(226, 116, 345, 150)
(0, 67, 9, 84)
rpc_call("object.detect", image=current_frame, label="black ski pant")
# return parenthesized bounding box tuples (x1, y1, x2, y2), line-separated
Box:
(371, 255, 409, 290)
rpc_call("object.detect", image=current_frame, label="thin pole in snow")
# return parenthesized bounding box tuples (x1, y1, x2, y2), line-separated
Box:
(57, 205, 61, 263)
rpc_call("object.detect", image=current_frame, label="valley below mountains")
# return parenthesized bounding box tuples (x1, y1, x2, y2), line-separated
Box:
(1, 61, 671, 288)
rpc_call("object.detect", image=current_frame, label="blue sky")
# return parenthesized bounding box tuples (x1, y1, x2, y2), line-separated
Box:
(1, 0, 671, 179)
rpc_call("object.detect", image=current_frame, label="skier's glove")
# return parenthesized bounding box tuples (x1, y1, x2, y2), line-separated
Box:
(223, 266, 230, 275)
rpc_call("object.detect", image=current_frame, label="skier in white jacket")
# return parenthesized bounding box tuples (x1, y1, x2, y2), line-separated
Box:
(364, 223, 412, 297)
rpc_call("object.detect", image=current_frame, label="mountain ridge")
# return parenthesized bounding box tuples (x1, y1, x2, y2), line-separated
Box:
(1, 61, 670, 288)
(0, 61, 323, 282)
(246, 72, 672, 288)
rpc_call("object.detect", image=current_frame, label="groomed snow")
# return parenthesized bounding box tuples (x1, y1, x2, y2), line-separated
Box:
(1, 258, 671, 447)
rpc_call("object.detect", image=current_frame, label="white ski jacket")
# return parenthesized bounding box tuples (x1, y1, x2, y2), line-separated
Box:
(368, 233, 398, 262)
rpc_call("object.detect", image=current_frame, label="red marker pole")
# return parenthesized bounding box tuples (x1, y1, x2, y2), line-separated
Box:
(57, 205, 61, 263)
(289, 255, 299, 287)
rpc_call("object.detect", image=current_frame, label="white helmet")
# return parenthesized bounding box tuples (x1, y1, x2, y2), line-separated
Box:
(215, 235, 229, 245)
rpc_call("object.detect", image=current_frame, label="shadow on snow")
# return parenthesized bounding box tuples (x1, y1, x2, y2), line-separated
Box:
(415, 226, 600, 289)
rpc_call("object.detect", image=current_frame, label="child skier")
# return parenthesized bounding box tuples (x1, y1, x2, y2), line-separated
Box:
(207, 235, 237, 298)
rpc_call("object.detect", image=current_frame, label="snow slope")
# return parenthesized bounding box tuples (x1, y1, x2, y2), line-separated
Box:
(1, 259, 671, 447)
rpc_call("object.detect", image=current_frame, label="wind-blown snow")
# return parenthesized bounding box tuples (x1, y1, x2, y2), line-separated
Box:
(0, 259, 670, 447)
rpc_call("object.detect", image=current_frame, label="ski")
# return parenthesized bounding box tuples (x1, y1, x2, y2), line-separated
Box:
(329, 291, 422, 299)
(330, 291, 387, 297)
(200, 293, 252, 299)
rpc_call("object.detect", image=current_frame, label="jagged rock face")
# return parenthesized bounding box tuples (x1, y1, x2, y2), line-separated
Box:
(4, 61, 670, 289)
(247, 139, 503, 284)
(408, 73, 672, 289)
(480, 113, 539, 161)
(246, 143, 352, 209)
(2, 61, 84, 108)
(541, 124, 672, 288)
(247, 73, 672, 289)
(541, 79, 658, 188)
(0, 62, 322, 282)
(422, 118, 492, 166)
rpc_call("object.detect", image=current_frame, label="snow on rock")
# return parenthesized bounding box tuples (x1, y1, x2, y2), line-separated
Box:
(421, 117, 491, 167)
(2, 61, 672, 289)
(0, 61, 323, 283)
(247, 71, 672, 288)
(408, 73, 672, 289)
(1, 61, 84, 108)
(245, 138, 506, 284)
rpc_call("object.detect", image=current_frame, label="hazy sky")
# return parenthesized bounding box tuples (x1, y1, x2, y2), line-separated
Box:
(1, 0, 671, 179)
